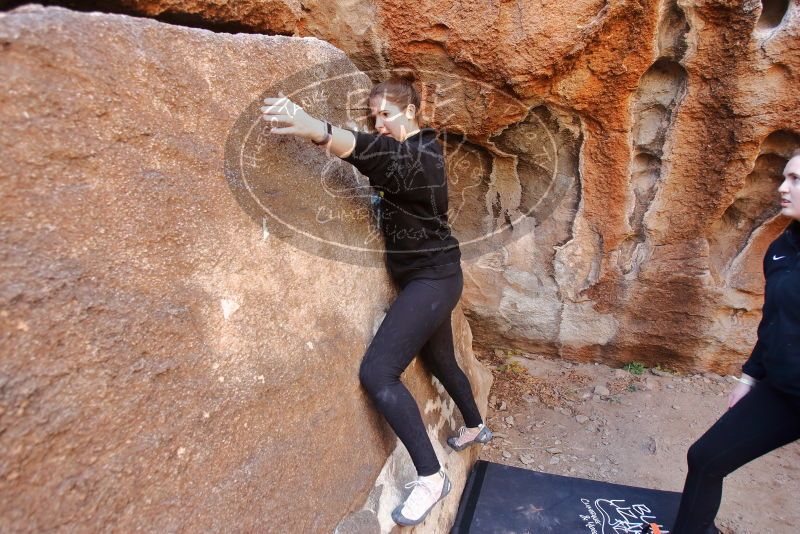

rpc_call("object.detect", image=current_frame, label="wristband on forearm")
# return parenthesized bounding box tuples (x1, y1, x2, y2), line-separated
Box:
(735, 375, 756, 387)
(312, 120, 332, 146)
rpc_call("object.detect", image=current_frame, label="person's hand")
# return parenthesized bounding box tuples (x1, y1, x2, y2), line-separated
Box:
(727, 382, 752, 409)
(260, 92, 322, 140)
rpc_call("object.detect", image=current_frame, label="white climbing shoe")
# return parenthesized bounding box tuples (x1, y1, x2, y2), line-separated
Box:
(391, 470, 452, 526)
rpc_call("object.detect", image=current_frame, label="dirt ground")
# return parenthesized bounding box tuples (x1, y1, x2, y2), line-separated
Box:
(475, 349, 800, 534)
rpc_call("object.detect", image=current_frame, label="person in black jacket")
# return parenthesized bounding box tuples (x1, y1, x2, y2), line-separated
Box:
(260, 77, 492, 526)
(671, 151, 800, 533)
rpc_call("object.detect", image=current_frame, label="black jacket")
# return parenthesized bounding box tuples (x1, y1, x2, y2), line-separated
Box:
(742, 220, 800, 396)
(342, 127, 461, 285)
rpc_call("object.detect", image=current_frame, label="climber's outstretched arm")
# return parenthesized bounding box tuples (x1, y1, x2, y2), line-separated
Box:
(260, 94, 356, 158)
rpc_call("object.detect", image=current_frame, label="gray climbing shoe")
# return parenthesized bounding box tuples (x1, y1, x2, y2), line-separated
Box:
(447, 424, 493, 451)
(391, 470, 452, 526)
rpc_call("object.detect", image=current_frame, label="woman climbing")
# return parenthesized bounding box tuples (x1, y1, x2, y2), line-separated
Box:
(670, 151, 800, 533)
(260, 75, 492, 526)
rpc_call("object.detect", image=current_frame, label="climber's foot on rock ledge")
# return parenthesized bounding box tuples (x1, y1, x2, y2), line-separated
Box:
(448, 423, 493, 451)
(391, 470, 451, 526)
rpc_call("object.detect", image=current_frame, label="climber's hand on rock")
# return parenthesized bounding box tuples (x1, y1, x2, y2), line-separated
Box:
(260, 93, 319, 139)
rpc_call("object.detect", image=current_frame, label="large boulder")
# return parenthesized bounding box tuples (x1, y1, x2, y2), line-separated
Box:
(0, 6, 490, 532)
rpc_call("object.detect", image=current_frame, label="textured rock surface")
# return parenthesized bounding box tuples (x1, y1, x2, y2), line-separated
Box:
(115, 0, 304, 34)
(100, 0, 388, 73)
(97, 0, 800, 373)
(382, 0, 800, 374)
(0, 7, 491, 532)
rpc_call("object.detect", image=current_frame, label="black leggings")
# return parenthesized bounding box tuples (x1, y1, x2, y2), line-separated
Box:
(359, 269, 483, 476)
(672, 381, 800, 533)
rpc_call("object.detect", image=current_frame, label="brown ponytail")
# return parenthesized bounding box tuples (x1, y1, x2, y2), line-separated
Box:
(369, 74, 421, 119)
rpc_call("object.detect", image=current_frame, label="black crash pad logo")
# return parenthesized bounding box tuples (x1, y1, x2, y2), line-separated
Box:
(580, 498, 669, 534)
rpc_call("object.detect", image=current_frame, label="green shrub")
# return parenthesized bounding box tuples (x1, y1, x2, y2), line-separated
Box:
(622, 361, 646, 375)
(498, 361, 526, 375)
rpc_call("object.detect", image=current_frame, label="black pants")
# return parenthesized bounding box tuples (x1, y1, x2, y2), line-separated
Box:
(359, 269, 483, 476)
(672, 381, 800, 533)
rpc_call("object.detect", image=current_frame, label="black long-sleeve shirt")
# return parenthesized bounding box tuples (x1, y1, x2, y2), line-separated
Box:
(742, 220, 800, 397)
(341, 127, 461, 285)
